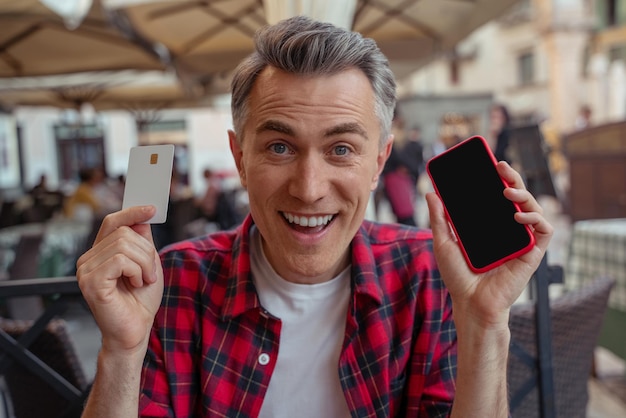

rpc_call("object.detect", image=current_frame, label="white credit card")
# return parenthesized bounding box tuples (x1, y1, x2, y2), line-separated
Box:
(122, 144, 175, 224)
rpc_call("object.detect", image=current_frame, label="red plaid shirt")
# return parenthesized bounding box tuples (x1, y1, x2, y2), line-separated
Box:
(139, 215, 456, 417)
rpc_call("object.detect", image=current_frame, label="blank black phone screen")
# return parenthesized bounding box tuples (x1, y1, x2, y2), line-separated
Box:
(427, 136, 532, 270)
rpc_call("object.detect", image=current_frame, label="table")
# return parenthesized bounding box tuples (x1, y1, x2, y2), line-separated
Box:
(0, 219, 91, 278)
(565, 218, 626, 360)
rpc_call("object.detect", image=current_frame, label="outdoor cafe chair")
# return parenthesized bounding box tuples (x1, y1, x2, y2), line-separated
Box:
(508, 275, 615, 417)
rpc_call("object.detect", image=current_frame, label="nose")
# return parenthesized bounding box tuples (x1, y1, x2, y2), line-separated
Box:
(288, 153, 328, 203)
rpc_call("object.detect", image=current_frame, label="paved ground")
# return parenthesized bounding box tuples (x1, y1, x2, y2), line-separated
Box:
(588, 347, 626, 417)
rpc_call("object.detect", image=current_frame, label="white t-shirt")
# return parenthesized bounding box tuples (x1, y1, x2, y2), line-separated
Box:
(250, 226, 352, 418)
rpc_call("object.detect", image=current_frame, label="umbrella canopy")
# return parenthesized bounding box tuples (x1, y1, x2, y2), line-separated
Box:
(0, 0, 166, 77)
(108, 0, 522, 80)
(0, 0, 522, 111)
(0, 70, 225, 110)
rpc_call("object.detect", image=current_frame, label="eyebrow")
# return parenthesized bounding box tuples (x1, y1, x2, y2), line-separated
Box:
(256, 120, 369, 140)
(324, 122, 368, 140)
(256, 120, 294, 136)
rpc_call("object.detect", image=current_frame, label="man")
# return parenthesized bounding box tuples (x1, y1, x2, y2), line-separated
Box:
(404, 126, 425, 184)
(77, 16, 553, 417)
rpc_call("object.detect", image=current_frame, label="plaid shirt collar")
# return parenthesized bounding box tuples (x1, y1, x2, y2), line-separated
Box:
(220, 214, 384, 321)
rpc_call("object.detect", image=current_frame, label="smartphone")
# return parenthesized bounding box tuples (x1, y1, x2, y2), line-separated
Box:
(122, 144, 175, 224)
(426, 135, 535, 272)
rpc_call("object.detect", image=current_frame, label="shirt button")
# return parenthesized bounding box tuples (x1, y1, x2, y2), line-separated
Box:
(258, 353, 270, 365)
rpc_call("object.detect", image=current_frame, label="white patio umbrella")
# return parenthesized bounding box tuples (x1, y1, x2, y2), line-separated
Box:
(0, 0, 166, 77)
(104, 0, 523, 80)
(0, 0, 523, 111)
(0, 70, 225, 111)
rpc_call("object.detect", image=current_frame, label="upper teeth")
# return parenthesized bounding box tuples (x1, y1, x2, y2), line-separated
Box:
(283, 213, 333, 227)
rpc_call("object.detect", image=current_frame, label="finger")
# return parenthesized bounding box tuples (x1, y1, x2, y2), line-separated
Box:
(497, 162, 544, 215)
(502, 181, 553, 251)
(425, 192, 449, 239)
(78, 227, 159, 285)
(77, 255, 144, 309)
(425, 192, 474, 289)
(503, 187, 543, 215)
(496, 161, 526, 190)
(425, 192, 459, 248)
(79, 223, 154, 265)
(95, 206, 157, 245)
(86, 235, 157, 286)
(515, 211, 554, 250)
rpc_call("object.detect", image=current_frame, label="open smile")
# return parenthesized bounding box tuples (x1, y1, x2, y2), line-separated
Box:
(281, 212, 335, 228)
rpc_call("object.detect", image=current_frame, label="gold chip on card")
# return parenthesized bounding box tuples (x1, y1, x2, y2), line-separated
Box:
(150, 153, 158, 164)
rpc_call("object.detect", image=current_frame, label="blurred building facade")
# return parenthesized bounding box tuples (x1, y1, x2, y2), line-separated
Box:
(398, 0, 626, 138)
(4, 0, 626, 199)
(0, 103, 236, 197)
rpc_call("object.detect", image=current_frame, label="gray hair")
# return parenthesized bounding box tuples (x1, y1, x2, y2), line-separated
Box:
(230, 15, 396, 146)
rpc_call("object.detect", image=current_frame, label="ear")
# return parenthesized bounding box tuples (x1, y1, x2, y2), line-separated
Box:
(228, 130, 247, 188)
(371, 134, 394, 191)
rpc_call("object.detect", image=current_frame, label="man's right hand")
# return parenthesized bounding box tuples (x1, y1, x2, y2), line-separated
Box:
(76, 205, 164, 356)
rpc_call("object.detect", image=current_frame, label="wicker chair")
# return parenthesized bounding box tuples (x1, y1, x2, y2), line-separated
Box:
(0, 277, 89, 418)
(508, 276, 615, 418)
(0, 317, 88, 418)
(4, 232, 46, 320)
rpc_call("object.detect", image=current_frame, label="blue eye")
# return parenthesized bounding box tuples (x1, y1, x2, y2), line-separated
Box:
(270, 143, 288, 154)
(334, 145, 349, 156)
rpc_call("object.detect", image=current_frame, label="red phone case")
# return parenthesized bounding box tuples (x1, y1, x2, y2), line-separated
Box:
(426, 135, 535, 273)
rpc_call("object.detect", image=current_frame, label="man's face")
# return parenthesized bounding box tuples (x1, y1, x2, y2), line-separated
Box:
(229, 67, 392, 284)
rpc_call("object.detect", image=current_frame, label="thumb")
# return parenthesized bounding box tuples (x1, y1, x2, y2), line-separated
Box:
(129, 206, 158, 248)
(425, 192, 453, 243)
(95, 205, 157, 245)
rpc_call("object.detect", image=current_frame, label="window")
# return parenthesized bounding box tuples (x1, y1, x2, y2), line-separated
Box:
(0, 115, 22, 189)
(137, 120, 187, 145)
(54, 124, 106, 182)
(518, 51, 535, 86)
(137, 119, 189, 185)
(597, 0, 626, 28)
(609, 44, 626, 63)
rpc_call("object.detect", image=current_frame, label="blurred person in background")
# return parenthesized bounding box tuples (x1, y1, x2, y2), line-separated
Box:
(65, 168, 122, 222)
(152, 169, 195, 250)
(64, 168, 105, 221)
(381, 111, 419, 225)
(404, 125, 425, 186)
(111, 174, 126, 202)
(93, 170, 123, 215)
(168, 168, 193, 202)
(196, 167, 222, 223)
(24, 172, 65, 221)
(29, 173, 51, 201)
(488, 103, 512, 163)
(432, 112, 470, 158)
(574, 104, 593, 130)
